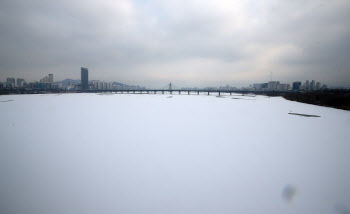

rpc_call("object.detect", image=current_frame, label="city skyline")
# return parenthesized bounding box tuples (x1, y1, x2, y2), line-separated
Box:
(1, 0, 350, 88)
(0, 70, 338, 89)
(0, 69, 329, 91)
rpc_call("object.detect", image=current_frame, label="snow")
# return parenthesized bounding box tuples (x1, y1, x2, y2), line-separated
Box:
(1, 93, 350, 214)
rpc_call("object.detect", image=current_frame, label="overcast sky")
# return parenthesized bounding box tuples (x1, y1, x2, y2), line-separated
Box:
(0, 0, 350, 87)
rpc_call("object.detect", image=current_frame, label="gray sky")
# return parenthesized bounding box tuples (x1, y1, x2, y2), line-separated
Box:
(0, 0, 350, 88)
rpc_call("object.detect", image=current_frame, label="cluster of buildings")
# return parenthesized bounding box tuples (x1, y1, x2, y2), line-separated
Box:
(0, 74, 55, 89)
(81, 67, 145, 91)
(0, 67, 144, 91)
(252, 80, 327, 91)
(202, 85, 239, 91)
(252, 81, 290, 91)
(40, 74, 53, 83)
(90, 81, 144, 90)
(0, 67, 329, 92)
(1, 78, 26, 88)
(1, 77, 30, 88)
(291, 80, 327, 91)
(35, 74, 55, 89)
(180, 81, 328, 92)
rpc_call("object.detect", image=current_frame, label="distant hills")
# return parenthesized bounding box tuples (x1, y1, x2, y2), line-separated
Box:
(55, 79, 80, 86)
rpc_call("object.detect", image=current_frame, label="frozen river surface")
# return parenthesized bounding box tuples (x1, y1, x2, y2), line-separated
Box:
(1, 93, 350, 214)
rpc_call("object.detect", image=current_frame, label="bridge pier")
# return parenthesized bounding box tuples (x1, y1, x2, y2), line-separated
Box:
(219, 92, 221, 96)
(208, 91, 210, 95)
(188, 91, 190, 95)
(197, 91, 199, 95)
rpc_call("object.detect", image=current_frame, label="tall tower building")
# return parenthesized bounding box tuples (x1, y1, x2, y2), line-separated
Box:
(81, 67, 89, 90)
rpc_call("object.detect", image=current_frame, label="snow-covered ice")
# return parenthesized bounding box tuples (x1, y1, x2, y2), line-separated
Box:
(0, 93, 350, 214)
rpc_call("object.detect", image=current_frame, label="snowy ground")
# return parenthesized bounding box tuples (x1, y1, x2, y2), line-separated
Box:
(0, 93, 350, 214)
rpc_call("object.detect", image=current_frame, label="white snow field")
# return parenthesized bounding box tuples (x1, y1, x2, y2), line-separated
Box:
(1, 93, 350, 214)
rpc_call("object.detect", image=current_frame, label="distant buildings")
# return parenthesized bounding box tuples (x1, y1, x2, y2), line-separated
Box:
(0, 67, 332, 92)
(16, 78, 25, 87)
(181, 87, 199, 90)
(267, 81, 279, 90)
(90, 80, 144, 90)
(0, 66, 144, 91)
(81, 67, 89, 90)
(35, 74, 55, 89)
(300, 80, 327, 91)
(252, 81, 290, 91)
(316, 82, 321, 90)
(250, 80, 328, 92)
(219, 85, 237, 91)
(6, 78, 15, 88)
(252, 83, 266, 90)
(292, 82, 302, 90)
(49, 74, 53, 83)
(310, 80, 315, 90)
(40, 74, 53, 83)
(277, 84, 290, 91)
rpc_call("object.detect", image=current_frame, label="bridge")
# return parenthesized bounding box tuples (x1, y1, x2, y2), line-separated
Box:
(82, 82, 298, 95)
(0, 88, 299, 96)
(81, 89, 298, 96)
(0, 82, 299, 96)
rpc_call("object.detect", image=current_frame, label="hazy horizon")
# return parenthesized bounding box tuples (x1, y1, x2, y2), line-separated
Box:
(1, 0, 350, 88)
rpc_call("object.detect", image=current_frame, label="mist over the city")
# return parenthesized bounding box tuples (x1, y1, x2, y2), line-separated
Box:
(1, 0, 350, 87)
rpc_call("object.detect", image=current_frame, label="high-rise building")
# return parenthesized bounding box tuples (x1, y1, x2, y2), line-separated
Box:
(253, 83, 264, 90)
(16, 78, 25, 87)
(91, 81, 99, 89)
(6, 78, 15, 88)
(292, 82, 301, 90)
(108, 82, 113, 90)
(316, 82, 321, 90)
(81, 67, 89, 90)
(277, 84, 290, 91)
(49, 74, 53, 83)
(305, 80, 309, 90)
(7, 78, 15, 84)
(310, 80, 315, 90)
(40, 75, 50, 83)
(267, 81, 279, 90)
